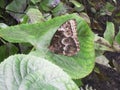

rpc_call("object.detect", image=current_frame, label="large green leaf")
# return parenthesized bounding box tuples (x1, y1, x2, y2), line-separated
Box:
(0, 14, 95, 79)
(0, 54, 79, 90)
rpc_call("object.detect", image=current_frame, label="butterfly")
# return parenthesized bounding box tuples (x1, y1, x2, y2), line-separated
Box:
(48, 19, 80, 56)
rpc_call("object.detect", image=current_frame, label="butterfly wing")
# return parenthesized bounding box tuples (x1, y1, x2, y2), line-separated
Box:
(49, 19, 80, 56)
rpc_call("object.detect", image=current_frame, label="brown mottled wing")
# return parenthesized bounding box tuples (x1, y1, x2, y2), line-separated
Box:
(49, 19, 80, 56)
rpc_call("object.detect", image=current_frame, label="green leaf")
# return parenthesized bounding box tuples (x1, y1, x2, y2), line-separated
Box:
(113, 11, 120, 24)
(69, 0, 82, 8)
(0, 54, 79, 90)
(6, 0, 27, 12)
(6, 0, 28, 19)
(0, 43, 18, 62)
(52, 2, 67, 16)
(0, 0, 6, 8)
(95, 34, 113, 52)
(26, 8, 45, 23)
(0, 14, 95, 79)
(39, 0, 60, 12)
(115, 29, 120, 44)
(104, 22, 115, 45)
(31, 0, 41, 4)
(105, 2, 115, 12)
